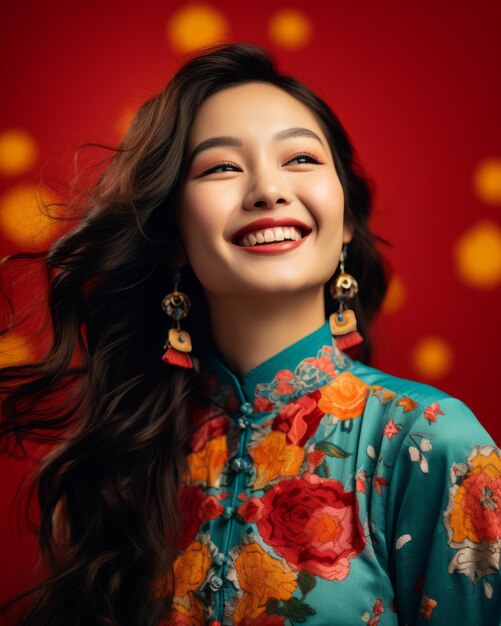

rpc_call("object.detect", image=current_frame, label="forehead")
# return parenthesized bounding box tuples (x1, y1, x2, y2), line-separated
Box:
(187, 81, 325, 145)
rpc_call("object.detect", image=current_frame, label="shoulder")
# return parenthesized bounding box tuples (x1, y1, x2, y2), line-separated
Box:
(345, 358, 496, 466)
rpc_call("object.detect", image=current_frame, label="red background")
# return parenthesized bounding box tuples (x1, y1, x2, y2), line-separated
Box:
(1, 0, 500, 616)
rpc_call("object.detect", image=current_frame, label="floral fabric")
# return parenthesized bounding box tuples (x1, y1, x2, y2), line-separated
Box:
(159, 320, 501, 625)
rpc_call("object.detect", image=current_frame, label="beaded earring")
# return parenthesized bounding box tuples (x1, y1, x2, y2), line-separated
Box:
(161, 270, 194, 368)
(329, 245, 363, 351)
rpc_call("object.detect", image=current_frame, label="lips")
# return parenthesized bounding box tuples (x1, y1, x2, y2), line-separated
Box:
(230, 217, 312, 244)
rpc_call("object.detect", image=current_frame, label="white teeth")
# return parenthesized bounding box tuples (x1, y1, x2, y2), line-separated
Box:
(264, 229, 274, 243)
(238, 225, 304, 247)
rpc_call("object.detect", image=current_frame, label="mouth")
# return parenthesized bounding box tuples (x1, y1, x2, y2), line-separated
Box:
(230, 217, 312, 247)
(231, 224, 310, 247)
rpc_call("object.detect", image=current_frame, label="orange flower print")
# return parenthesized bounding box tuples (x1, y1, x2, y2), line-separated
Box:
(173, 540, 212, 597)
(250, 430, 305, 490)
(419, 595, 437, 620)
(318, 372, 368, 421)
(443, 445, 501, 583)
(231, 541, 297, 623)
(158, 539, 213, 625)
(186, 435, 229, 487)
(396, 396, 418, 413)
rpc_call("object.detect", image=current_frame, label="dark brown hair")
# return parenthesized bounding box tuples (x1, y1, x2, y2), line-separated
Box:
(0, 43, 389, 625)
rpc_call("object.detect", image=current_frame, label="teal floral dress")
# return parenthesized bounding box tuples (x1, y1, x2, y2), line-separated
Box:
(159, 320, 501, 625)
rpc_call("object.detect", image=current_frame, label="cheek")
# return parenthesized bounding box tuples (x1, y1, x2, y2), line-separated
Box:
(301, 174, 344, 224)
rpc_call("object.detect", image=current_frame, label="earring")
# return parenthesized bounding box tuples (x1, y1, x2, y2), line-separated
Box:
(161, 270, 194, 369)
(329, 245, 363, 351)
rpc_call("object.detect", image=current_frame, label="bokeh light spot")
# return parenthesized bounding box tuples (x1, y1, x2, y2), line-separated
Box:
(0, 184, 64, 248)
(382, 274, 406, 314)
(454, 219, 501, 288)
(0, 129, 39, 176)
(412, 336, 454, 379)
(268, 9, 312, 49)
(167, 4, 229, 54)
(473, 157, 501, 204)
(0, 332, 35, 367)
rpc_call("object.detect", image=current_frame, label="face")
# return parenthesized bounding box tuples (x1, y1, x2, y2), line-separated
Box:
(176, 82, 352, 299)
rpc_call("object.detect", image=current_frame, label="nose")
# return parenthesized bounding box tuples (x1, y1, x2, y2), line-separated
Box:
(243, 166, 292, 210)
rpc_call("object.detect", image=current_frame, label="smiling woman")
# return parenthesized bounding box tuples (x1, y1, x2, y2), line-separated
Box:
(0, 43, 499, 626)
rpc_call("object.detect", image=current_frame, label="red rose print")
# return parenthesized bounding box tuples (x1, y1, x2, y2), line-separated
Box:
(275, 382, 294, 395)
(198, 495, 225, 520)
(383, 419, 400, 440)
(256, 473, 365, 580)
(254, 397, 275, 413)
(236, 494, 264, 523)
(276, 369, 294, 382)
(178, 486, 228, 549)
(189, 410, 229, 453)
(305, 354, 337, 375)
(307, 449, 326, 471)
(273, 389, 324, 446)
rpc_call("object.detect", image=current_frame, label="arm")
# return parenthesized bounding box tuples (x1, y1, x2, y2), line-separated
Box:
(386, 397, 501, 625)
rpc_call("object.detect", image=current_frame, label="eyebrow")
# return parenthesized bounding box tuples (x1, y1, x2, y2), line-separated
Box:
(188, 127, 326, 164)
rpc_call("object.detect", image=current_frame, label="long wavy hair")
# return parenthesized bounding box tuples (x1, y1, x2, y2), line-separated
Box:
(0, 43, 389, 625)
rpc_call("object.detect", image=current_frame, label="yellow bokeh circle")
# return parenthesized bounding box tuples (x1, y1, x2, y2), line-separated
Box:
(382, 274, 406, 314)
(268, 9, 312, 49)
(412, 336, 454, 379)
(0, 184, 64, 248)
(0, 332, 35, 367)
(0, 129, 39, 176)
(454, 219, 501, 288)
(473, 157, 501, 204)
(167, 4, 229, 54)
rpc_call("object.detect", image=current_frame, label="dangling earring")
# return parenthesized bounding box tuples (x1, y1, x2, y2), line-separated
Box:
(329, 245, 363, 351)
(161, 270, 194, 368)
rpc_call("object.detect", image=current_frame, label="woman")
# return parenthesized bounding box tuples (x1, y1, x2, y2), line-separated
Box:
(0, 43, 499, 625)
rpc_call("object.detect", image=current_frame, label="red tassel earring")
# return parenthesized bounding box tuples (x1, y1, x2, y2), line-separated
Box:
(329, 245, 364, 351)
(161, 271, 194, 369)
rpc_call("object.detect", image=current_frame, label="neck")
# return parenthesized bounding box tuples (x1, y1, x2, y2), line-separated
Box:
(205, 287, 327, 378)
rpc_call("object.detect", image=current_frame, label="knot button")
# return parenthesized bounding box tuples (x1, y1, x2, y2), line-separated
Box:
(209, 575, 224, 592)
(239, 401, 254, 415)
(237, 416, 250, 430)
(231, 457, 250, 472)
(213, 552, 227, 566)
(222, 506, 234, 519)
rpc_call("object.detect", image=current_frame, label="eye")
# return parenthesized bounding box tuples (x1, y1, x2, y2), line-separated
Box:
(285, 151, 322, 166)
(200, 161, 242, 176)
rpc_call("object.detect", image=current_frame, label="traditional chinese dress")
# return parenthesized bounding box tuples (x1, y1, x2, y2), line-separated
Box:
(162, 319, 501, 625)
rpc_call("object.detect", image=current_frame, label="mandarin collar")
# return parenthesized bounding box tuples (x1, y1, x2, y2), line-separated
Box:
(202, 319, 355, 414)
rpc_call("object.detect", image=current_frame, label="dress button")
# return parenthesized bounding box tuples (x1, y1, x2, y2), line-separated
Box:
(209, 575, 224, 591)
(237, 416, 250, 430)
(231, 457, 250, 472)
(213, 552, 226, 566)
(239, 401, 253, 415)
(222, 506, 234, 519)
